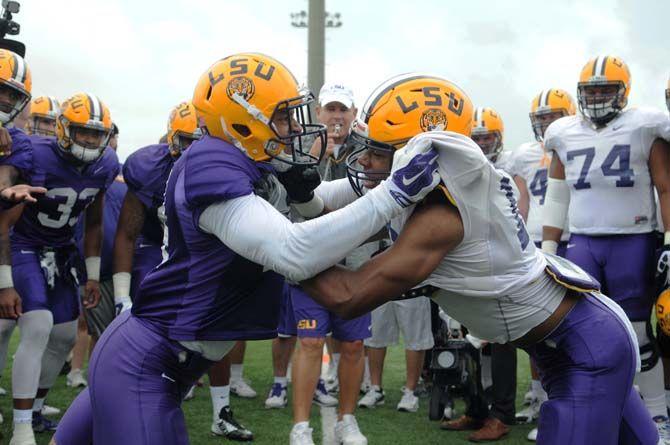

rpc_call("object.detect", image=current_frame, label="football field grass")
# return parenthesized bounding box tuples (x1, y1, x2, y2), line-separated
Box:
(0, 335, 536, 444)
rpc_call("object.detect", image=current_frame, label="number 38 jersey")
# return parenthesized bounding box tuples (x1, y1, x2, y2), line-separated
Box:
(388, 132, 555, 343)
(545, 107, 670, 235)
(5, 135, 119, 248)
(509, 141, 569, 243)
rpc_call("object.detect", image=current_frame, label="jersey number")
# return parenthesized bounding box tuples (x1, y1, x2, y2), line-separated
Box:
(501, 177, 529, 250)
(529, 169, 548, 205)
(37, 187, 100, 229)
(566, 144, 634, 190)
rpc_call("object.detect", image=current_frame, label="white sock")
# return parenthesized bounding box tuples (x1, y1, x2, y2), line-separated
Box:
(274, 376, 288, 387)
(13, 408, 32, 424)
(210, 385, 230, 421)
(32, 397, 45, 413)
(230, 364, 243, 381)
(292, 421, 309, 432)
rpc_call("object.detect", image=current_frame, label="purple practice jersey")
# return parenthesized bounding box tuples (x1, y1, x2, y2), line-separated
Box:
(133, 136, 282, 341)
(122, 143, 174, 247)
(101, 175, 127, 280)
(5, 136, 119, 249)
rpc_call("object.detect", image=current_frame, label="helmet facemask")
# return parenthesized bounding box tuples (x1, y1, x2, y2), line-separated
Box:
(345, 130, 395, 197)
(169, 128, 203, 157)
(58, 117, 111, 164)
(470, 128, 503, 162)
(0, 81, 29, 126)
(577, 81, 626, 126)
(265, 90, 326, 170)
(30, 115, 57, 137)
(529, 109, 568, 142)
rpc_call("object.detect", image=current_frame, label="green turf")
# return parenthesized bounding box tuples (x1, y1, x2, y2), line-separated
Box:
(0, 335, 537, 444)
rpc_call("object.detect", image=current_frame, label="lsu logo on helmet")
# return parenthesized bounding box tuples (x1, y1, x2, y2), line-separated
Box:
(226, 77, 255, 102)
(420, 109, 448, 132)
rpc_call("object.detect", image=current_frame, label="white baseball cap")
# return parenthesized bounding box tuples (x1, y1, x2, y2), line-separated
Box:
(318, 82, 354, 108)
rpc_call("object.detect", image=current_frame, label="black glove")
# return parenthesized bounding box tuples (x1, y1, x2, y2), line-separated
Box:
(656, 244, 670, 295)
(275, 164, 322, 204)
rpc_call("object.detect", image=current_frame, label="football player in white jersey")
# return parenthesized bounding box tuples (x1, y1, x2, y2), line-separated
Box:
(470, 107, 511, 172)
(282, 73, 657, 445)
(542, 55, 670, 440)
(509, 88, 576, 441)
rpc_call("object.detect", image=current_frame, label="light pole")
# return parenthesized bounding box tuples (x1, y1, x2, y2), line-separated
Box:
(290, 1, 342, 99)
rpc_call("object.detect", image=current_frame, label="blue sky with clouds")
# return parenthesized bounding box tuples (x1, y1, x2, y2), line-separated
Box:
(20, 0, 670, 160)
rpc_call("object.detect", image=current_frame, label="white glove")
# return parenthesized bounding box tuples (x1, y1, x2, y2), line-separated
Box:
(380, 136, 440, 208)
(114, 296, 132, 316)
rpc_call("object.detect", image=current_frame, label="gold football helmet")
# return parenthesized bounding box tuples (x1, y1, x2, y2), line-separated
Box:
(0, 49, 31, 125)
(345, 73, 473, 195)
(56, 93, 113, 163)
(166, 101, 202, 156)
(470, 107, 504, 162)
(28, 95, 60, 136)
(529, 89, 576, 142)
(577, 55, 630, 125)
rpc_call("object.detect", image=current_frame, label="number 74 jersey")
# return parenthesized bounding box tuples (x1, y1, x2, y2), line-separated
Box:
(545, 107, 670, 235)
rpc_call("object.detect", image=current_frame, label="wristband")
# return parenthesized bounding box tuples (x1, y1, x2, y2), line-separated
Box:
(85, 256, 101, 281)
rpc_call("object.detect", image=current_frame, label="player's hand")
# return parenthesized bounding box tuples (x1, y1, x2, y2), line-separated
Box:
(275, 164, 322, 204)
(382, 136, 440, 208)
(114, 296, 132, 316)
(83, 280, 101, 309)
(0, 184, 47, 203)
(0, 127, 12, 156)
(0, 287, 22, 319)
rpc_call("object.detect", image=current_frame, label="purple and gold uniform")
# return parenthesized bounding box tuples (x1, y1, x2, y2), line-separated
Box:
(5, 135, 118, 323)
(86, 137, 282, 445)
(122, 143, 174, 297)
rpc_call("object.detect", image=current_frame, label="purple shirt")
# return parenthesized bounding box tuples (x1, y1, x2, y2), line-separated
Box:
(133, 136, 282, 341)
(122, 144, 174, 246)
(5, 137, 119, 249)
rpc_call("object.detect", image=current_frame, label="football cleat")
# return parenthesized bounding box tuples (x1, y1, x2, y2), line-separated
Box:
(516, 399, 541, 423)
(9, 422, 35, 445)
(325, 375, 339, 394)
(471, 107, 504, 163)
(523, 387, 535, 406)
(32, 411, 58, 433)
(66, 369, 87, 388)
(264, 382, 288, 409)
(290, 423, 315, 445)
(0, 386, 6, 396)
(313, 378, 338, 407)
(212, 406, 253, 442)
(334, 414, 368, 445)
(654, 416, 670, 445)
(358, 387, 385, 408)
(527, 427, 538, 442)
(230, 379, 257, 399)
(41, 405, 61, 416)
(396, 387, 419, 413)
(183, 385, 196, 401)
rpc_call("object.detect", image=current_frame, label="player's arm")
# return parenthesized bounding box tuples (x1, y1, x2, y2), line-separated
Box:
(541, 152, 568, 254)
(111, 191, 146, 312)
(513, 175, 530, 221)
(0, 204, 23, 318)
(301, 197, 463, 319)
(0, 165, 45, 205)
(650, 137, 670, 236)
(83, 193, 104, 309)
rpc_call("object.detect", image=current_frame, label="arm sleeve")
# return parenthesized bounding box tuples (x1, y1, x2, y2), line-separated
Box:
(198, 183, 402, 282)
(314, 178, 359, 210)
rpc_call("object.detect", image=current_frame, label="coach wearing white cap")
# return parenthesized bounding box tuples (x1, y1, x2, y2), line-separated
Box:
(310, 82, 357, 180)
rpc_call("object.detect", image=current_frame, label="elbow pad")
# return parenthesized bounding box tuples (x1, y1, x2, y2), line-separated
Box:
(543, 177, 569, 230)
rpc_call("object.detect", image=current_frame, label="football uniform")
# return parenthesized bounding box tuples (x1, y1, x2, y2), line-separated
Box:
(4, 135, 119, 323)
(545, 107, 670, 320)
(122, 143, 175, 298)
(510, 141, 570, 251)
(389, 131, 653, 444)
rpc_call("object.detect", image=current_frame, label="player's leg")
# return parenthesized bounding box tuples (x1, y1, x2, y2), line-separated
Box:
(52, 388, 93, 445)
(229, 341, 256, 398)
(332, 312, 370, 445)
(0, 318, 16, 396)
(396, 298, 434, 413)
(66, 312, 89, 388)
(358, 302, 396, 408)
(266, 283, 297, 408)
(209, 355, 253, 441)
(88, 312, 214, 445)
(527, 294, 657, 445)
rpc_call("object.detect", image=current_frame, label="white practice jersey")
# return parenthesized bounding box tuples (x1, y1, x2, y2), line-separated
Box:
(509, 141, 569, 243)
(545, 107, 670, 235)
(388, 132, 559, 344)
(494, 149, 513, 173)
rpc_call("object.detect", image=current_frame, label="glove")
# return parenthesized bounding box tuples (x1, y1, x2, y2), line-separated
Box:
(656, 243, 670, 294)
(380, 136, 440, 208)
(115, 296, 133, 316)
(275, 164, 322, 204)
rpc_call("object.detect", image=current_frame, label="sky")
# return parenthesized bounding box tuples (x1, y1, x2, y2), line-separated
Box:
(18, 0, 670, 160)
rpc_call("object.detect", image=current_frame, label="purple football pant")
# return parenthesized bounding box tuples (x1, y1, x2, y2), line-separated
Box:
(130, 244, 163, 299)
(524, 295, 657, 444)
(11, 248, 79, 324)
(81, 311, 214, 445)
(278, 282, 297, 337)
(54, 387, 93, 445)
(565, 233, 656, 321)
(291, 284, 371, 341)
